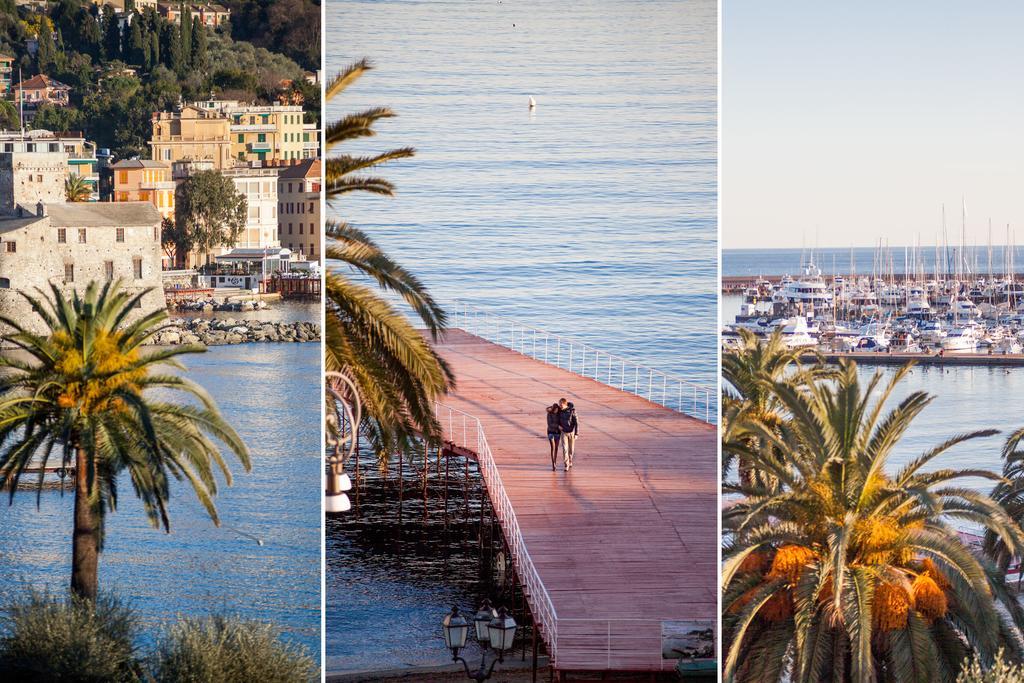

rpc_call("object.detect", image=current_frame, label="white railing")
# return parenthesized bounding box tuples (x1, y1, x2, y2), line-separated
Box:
(450, 301, 716, 424)
(435, 402, 561, 666)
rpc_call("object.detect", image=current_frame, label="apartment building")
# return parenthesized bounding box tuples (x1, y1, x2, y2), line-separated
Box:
(277, 159, 320, 262)
(150, 106, 233, 170)
(111, 159, 175, 220)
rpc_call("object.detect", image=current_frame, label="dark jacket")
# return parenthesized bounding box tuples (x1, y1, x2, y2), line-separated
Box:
(546, 411, 560, 434)
(558, 407, 578, 435)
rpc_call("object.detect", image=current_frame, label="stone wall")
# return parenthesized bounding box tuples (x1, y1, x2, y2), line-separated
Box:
(0, 152, 66, 215)
(0, 209, 165, 336)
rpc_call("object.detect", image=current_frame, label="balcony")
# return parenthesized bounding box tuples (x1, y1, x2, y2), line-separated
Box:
(303, 141, 319, 150)
(248, 142, 272, 152)
(140, 180, 176, 190)
(232, 124, 276, 133)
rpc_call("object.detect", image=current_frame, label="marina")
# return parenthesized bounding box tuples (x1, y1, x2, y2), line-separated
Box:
(722, 243, 1024, 361)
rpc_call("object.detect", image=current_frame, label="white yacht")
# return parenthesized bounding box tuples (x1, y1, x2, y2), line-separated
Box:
(941, 323, 980, 351)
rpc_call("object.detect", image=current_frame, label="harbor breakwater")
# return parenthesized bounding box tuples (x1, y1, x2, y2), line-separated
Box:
(151, 318, 321, 346)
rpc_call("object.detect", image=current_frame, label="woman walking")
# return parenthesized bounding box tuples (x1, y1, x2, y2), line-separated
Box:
(546, 403, 561, 471)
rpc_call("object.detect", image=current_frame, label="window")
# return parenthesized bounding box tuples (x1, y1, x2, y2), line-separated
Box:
(257, 133, 266, 143)
(133, 257, 143, 279)
(288, 223, 292, 235)
(309, 201, 314, 213)
(116, 228, 125, 243)
(4, 241, 14, 253)
(237, 134, 244, 143)
(63, 263, 74, 283)
(104, 261, 114, 281)
(78, 228, 86, 243)
(299, 224, 303, 235)
(0, 277, 9, 288)
(153, 225, 159, 241)
(309, 243, 314, 256)
(57, 228, 66, 243)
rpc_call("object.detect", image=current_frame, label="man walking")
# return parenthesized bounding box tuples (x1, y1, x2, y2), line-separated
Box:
(558, 398, 579, 470)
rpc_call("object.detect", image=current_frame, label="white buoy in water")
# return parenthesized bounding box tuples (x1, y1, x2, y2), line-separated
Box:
(528, 96, 536, 109)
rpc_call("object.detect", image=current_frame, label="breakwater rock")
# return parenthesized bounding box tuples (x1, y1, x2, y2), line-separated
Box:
(152, 318, 321, 346)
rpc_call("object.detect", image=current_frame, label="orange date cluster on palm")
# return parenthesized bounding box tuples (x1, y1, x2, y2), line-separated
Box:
(728, 544, 953, 629)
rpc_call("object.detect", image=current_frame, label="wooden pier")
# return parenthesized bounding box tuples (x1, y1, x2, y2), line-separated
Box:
(432, 330, 717, 676)
(263, 275, 321, 300)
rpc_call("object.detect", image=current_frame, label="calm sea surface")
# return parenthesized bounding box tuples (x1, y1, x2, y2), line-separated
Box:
(325, 0, 716, 672)
(724, 246, 1024, 277)
(0, 307, 321, 658)
(723, 294, 1024, 497)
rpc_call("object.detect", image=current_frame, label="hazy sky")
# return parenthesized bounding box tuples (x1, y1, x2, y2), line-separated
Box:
(723, 2, 1024, 249)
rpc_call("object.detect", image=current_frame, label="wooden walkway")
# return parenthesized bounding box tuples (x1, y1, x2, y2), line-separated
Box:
(433, 329, 717, 674)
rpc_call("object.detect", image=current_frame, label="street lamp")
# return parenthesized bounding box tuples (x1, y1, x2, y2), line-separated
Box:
(441, 602, 517, 681)
(325, 371, 360, 514)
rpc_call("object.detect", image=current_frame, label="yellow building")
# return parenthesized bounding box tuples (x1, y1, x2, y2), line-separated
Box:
(149, 106, 232, 170)
(111, 159, 175, 219)
(189, 100, 315, 164)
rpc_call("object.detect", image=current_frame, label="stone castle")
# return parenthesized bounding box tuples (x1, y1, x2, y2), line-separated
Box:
(0, 145, 164, 335)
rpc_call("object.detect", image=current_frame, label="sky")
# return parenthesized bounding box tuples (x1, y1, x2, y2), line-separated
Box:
(723, 2, 1024, 249)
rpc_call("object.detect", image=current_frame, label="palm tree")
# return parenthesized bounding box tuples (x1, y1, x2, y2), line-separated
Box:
(722, 329, 832, 485)
(324, 59, 454, 455)
(64, 175, 92, 202)
(723, 357, 1024, 683)
(0, 280, 250, 600)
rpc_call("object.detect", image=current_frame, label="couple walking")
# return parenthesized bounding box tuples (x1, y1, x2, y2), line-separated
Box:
(545, 398, 579, 471)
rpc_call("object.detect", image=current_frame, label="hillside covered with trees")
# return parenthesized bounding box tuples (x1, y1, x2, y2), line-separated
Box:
(0, 0, 319, 159)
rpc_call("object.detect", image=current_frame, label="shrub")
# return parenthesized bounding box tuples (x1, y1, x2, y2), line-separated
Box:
(151, 614, 317, 683)
(0, 591, 140, 682)
(959, 649, 1024, 683)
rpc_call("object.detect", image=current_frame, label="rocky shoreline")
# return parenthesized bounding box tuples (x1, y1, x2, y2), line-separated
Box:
(150, 318, 321, 346)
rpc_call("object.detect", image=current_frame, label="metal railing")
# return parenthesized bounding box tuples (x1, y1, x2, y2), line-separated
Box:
(450, 301, 716, 424)
(435, 402, 561, 666)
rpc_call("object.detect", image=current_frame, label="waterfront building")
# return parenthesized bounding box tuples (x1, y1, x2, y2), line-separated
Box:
(111, 159, 175, 219)
(277, 158, 320, 262)
(150, 106, 233, 170)
(0, 147, 164, 335)
(222, 166, 280, 251)
(13, 74, 71, 108)
(0, 130, 99, 201)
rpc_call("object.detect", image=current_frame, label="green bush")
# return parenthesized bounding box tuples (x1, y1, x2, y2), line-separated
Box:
(0, 591, 140, 682)
(151, 614, 317, 683)
(959, 650, 1024, 683)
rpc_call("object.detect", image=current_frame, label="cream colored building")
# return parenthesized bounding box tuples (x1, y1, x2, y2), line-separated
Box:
(221, 167, 280, 251)
(149, 106, 233, 170)
(277, 159, 320, 262)
(112, 159, 175, 220)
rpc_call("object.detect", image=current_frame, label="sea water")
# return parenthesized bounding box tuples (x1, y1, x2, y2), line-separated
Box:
(0, 304, 321, 658)
(325, 0, 716, 672)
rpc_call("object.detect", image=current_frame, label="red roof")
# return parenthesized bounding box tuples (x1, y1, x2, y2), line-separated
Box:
(13, 74, 71, 91)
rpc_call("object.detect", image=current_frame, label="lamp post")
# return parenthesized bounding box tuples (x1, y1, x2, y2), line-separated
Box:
(325, 371, 359, 513)
(441, 603, 518, 681)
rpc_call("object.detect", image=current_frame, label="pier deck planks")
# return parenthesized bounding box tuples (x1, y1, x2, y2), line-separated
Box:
(433, 330, 717, 672)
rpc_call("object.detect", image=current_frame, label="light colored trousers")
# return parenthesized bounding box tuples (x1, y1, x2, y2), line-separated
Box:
(561, 433, 577, 468)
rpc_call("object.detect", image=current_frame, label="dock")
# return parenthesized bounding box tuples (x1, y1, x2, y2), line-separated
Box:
(431, 327, 716, 676)
(810, 350, 1024, 367)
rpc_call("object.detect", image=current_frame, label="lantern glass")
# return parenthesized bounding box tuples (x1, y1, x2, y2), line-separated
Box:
(487, 610, 517, 653)
(442, 608, 469, 651)
(474, 602, 497, 643)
